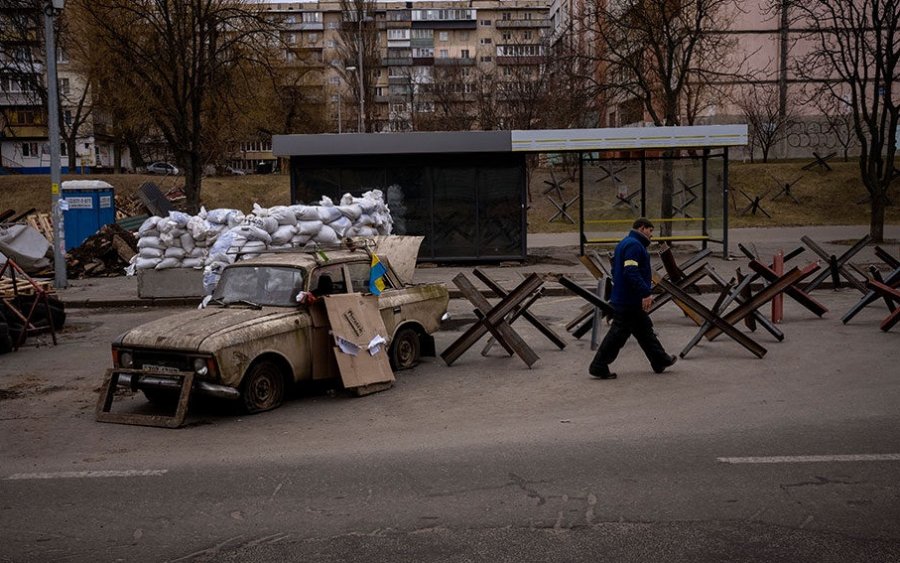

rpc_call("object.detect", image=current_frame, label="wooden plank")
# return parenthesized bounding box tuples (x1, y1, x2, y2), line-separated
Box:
(747, 260, 827, 317)
(440, 273, 543, 367)
(656, 278, 767, 358)
(705, 266, 811, 341)
(473, 268, 566, 351)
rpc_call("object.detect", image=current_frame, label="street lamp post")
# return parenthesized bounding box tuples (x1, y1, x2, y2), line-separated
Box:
(44, 0, 66, 289)
(357, 16, 364, 133)
(345, 64, 357, 132)
(354, 14, 374, 133)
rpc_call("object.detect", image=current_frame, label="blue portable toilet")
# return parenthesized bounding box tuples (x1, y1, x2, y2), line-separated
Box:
(61, 180, 116, 251)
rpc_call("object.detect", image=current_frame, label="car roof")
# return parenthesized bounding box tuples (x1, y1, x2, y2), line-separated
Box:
(224, 249, 372, 270)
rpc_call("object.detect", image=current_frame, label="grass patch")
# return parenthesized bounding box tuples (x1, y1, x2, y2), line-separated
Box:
(1, 160, 897, 232)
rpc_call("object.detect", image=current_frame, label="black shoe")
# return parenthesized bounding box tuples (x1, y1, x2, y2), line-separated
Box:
(652, 354, 678, 374)
(589, 365, 617, 379)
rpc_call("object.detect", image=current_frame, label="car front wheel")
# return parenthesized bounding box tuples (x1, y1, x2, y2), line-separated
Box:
(241, 360, 285, 413)
(390, 327, 420, 370)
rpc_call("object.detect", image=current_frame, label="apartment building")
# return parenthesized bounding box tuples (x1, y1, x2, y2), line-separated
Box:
(0, 4, 127, 174)
(265, 0, 551, 135)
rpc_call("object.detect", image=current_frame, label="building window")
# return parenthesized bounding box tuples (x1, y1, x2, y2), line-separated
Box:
(502, 33, 511, 41)
(502, 12, 511, 20)
(461, 49, 470, 58)
(64, 110, 72, 126)
(480, 37, 492, 45)
(329, 76, 340, 84)
(285, 33, 296, 44)
(440, 49, 448, 58)
(480, 19, 491, 26)
(326, 39, 335, 47)
(439, 31, 448, 41)
(0, 77, 22, 93)
(480, 56, 492, 63)
(21, 142, 39, 158)
(308, 33, 319, 43)
(57, 47, 68, 63)
(302, 11, 322, 23)
(327, 21, 339, 29)
(524, 31, 532, 40)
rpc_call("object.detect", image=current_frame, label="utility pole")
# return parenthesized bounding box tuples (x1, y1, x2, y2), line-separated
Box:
(45, 0, 66, 289)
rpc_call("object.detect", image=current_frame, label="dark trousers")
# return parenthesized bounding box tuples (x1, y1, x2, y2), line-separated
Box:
(590, 306, 669, 375)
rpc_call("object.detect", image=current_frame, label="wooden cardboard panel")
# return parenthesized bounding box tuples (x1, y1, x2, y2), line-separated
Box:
(322, 293, 394, 389)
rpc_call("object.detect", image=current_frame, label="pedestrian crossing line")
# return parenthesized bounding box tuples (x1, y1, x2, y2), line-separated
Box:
(5, 469, 168, 480)
(717, 454, 900, 464)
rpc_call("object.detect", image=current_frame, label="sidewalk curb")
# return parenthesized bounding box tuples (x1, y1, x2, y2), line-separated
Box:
(60, 282, 850, 309)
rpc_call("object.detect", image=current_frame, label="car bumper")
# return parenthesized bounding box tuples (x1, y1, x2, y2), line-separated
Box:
(115, 370, 240, 400)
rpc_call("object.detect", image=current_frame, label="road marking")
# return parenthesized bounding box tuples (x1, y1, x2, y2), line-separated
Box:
(718, 454, 900, 464)
(5, 469, 168, 480)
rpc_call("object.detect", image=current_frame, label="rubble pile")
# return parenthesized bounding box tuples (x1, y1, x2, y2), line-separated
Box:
(67, 224, 139, 278)
(130, 190, 394, 293)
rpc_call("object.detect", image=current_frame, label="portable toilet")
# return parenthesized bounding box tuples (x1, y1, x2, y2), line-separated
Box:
(61, 180, 116, 251)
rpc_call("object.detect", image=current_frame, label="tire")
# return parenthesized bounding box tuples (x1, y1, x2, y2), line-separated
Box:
(240, 360, 285, 413)
(390, 326, 421, 371)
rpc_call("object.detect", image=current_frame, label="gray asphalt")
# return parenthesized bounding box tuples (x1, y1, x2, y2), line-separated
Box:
(1, 224, 898, 562)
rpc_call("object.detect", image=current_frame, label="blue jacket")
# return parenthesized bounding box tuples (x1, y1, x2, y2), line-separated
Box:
(610, 229, 653, 308)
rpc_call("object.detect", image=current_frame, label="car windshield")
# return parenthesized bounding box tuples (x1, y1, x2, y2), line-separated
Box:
(212, 265, 307, 307)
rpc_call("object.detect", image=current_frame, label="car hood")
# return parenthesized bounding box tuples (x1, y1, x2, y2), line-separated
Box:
(119, 306, 302, 351)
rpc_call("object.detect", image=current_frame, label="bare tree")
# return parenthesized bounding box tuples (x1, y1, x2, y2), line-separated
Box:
(76, 0, 280, 212)
(335, 0, 379, 132)
(813, 93, 858, 162)
(584, 0, 743, 235)
(791, 0, 898, 242)
(737, 84, 796, 163)
(428, 63, 478, 131)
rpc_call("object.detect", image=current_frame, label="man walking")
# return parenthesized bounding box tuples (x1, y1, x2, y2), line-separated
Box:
(589, 218, 677, 379)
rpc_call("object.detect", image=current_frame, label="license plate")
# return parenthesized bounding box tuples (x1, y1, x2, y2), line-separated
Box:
(144, 364, 182, 374)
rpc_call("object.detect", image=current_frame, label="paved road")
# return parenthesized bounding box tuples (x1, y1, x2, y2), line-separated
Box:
(1, 291, 899, 562)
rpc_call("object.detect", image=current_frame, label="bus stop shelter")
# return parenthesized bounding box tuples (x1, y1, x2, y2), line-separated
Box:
(273, 124, 747, 262)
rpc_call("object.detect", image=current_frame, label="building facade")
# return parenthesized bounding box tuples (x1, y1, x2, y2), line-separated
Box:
(264, 0, 551, 135)
(0, 4, 129, 175)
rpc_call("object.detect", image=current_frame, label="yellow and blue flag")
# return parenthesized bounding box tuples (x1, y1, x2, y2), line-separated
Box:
(369, 253, 387, 295)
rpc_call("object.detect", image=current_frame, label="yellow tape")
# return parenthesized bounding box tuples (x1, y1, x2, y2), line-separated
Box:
(624, 260, 639, 267)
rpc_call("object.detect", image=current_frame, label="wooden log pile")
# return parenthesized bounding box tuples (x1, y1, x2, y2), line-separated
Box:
(66, 224, 138, 278)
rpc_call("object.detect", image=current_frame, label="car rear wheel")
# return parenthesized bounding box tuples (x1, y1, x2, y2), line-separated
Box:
(390, 327, 420, 370)
(241, 360, 285, 413)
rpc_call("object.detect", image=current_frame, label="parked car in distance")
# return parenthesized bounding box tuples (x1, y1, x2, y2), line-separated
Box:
(146, 162, 179, 175)
(107, 240, 449, 415)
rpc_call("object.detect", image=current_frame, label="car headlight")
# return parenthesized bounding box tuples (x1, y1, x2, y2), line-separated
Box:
(120, 351, 133, 368)
(193, 357, 208, 376)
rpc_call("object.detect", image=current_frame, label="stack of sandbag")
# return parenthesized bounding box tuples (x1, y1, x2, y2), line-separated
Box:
(133, 209, 243, 271)
(129, 190, 394, 291)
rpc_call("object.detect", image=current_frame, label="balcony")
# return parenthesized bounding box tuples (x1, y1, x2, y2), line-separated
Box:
(496, 56, 544, 65)
(385, 57, 413, 66)
(495, 18, 550, 29)
(411, 20, 477, 30)
(434, 57, 475, 66)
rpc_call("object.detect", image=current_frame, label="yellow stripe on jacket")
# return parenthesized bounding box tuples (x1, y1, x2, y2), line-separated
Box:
(624, 259, 639, 267)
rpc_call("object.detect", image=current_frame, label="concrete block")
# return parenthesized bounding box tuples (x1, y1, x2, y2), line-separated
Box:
(138, 268, 204, 299)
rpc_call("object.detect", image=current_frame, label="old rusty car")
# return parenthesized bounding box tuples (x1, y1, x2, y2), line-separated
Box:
(102, 240, 448, 419)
